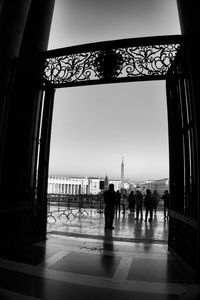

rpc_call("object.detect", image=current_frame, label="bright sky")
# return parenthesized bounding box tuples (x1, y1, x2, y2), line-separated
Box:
(48, 0, 181, 181)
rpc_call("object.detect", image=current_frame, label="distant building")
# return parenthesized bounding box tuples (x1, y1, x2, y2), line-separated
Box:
(48, 174, 132, 195)
(48, 174, 168, 196)
(108, 179, 130, 192)
(108, 179, 121, 191)
(154, 178, 169, 196)
(48, 175, 89, 195)
(88, 177, 101, 195)
(138, 178, 169, 196)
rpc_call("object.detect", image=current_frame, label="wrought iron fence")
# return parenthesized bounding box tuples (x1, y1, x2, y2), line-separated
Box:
(47, 193, 166, 224)
(47, 193, 104, 223)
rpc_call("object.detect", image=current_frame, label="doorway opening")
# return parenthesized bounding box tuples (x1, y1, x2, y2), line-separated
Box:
(46, 80, 169, 243)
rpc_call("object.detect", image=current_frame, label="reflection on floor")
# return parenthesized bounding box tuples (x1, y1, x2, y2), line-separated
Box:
(0, 210, 200, 299)
(47, 209, 169, 243)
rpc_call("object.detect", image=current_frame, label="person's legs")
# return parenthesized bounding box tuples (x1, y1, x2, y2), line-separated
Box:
(140, 205, 143, 219)
(108, 207, 115, 228)
(135, 206, 139, 219)
(166, 207, 169, 219)
(164, 206, 167, 219)
(149, 209, 153, 221)
(145, 209, 148, 221)
(105, 207, 109, 228)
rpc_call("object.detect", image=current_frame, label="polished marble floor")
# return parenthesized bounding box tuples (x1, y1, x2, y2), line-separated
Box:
(47, 208, 169, 243)
(0, 209, 200, 299)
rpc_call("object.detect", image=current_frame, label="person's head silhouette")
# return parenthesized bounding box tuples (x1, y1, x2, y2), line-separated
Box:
(109, 183, 114, 190)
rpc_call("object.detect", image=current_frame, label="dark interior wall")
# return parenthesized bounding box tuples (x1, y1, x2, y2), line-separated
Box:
(0, 0, 32, 193)
(0, 0, 55, 246)
(177, 1, 200, 206)
(169, 0, 200, 276)
(177, 0, 200, 169)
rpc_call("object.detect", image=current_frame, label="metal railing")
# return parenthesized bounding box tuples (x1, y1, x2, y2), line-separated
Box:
(47, 193, 104, 223)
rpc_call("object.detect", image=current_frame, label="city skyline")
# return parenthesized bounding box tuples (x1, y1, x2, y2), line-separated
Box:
(48, 0, 180, 181)
(48, 154, 169, 182)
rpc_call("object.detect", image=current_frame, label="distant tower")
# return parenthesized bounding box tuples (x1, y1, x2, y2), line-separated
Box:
(104, 175, 109, 190)
(121, 157, 124, 190)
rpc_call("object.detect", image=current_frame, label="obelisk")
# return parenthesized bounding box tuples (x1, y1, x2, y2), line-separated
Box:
(121, 157, 124, 191)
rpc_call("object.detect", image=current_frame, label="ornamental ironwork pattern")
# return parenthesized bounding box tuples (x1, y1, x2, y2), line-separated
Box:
(94, 49, 123, 80)
(44, 51, 100, 85)
(43, 39, 180, 87)
(116, 44, 179, 78)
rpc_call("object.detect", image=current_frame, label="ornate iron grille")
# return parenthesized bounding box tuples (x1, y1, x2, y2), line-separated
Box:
(42, 35, 182, 88)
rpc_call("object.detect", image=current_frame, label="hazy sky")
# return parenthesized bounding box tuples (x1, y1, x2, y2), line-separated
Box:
(48, 0, 181, 181)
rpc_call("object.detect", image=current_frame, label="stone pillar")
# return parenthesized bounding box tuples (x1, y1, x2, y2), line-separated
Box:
(75, 185, 78, 195)
(72, 184, 75, 195)
(0, 0, 55, 247)
(79, 185, 81, 194)
(65, 184, 67, 194)
(66, 184, 68, 194)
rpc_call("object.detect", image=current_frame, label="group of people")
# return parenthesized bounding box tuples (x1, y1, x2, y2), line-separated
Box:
(103, 184, 169, 230)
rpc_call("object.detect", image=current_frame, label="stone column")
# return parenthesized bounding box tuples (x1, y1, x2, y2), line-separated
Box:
(0, 0, 55, 247)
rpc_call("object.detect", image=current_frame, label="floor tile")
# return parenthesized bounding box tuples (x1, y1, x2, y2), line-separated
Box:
(49, 251, 121, 277)
(0, 267, 179, 300)
(127, 257, 194, 283)
(47, 209, 169, 243)
(0, 245, 60, 265)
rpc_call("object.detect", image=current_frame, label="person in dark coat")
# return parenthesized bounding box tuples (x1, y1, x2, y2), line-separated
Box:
(152, 190, 160, 214)
(144, 189, 153, 222)
(162, 190, 169, 220)
(115, 190, 121, 214)
(103, 183, 117, 229)
(128, 191, 136, 212)
(135, 190, 143, 220)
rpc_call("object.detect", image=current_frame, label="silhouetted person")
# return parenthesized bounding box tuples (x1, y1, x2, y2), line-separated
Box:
(144, 189, 153, 222)
(115, 190, 121, 214)
(162, 190, 169, 220)
(122, 193, 127, 214)
(103, 184, 117, 229)
(135, 190, 143, 220)
(128, 191, 135, 212)
(152, 190, 160, 214)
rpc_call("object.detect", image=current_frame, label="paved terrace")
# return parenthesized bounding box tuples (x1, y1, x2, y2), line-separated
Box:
(47, 207, 168, 244)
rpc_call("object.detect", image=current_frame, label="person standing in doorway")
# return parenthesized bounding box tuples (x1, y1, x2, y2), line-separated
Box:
(152, 190, 160, 214)
(115, 190, 121, 214)
(135, 190, 143, 220)
(122, 193, 127, 214)
(144, 189, 153, 222)
(162, 190, 169, 220)
(128, 191, 136, 213)
(103, 184, 117, 229)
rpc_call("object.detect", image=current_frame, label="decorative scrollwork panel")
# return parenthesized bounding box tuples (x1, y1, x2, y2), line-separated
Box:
(43, 38, 181, 87)
(116, 44, 180, 78)
(44, 51, 101, 85)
